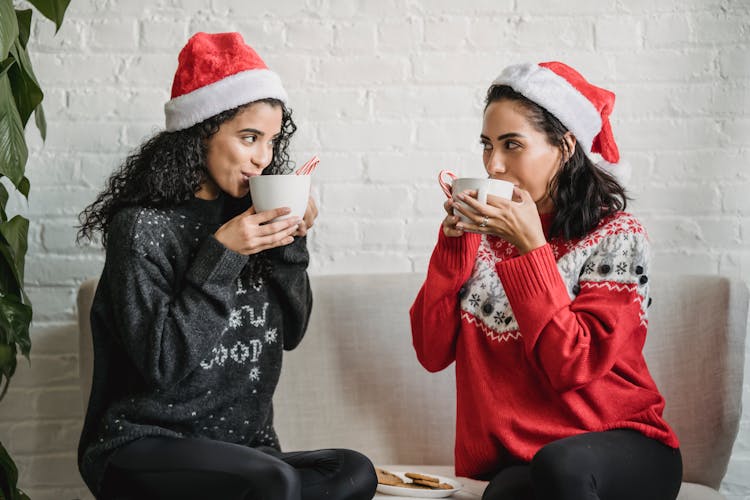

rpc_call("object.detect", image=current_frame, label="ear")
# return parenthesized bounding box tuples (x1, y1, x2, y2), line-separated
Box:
(562, 132, 577, 162)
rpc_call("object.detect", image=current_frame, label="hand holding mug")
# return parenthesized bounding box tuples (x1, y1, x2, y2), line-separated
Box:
(293, 196, 318, 237)
(215, 207, 301, 255)
(442, 197, 464, 238)
(454, 186, 546, 254)
(438, 170, 514, 237)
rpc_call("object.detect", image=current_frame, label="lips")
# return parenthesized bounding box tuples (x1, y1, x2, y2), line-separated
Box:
(241, 173, 258, 184)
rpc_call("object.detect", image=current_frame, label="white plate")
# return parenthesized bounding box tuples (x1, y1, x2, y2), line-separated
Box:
(376, 470, 463, 498)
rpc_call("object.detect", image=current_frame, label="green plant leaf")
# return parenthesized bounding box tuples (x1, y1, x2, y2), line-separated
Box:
(0, 0, 19, 61)
(0, 183, 7, 222)
(27, 0, 71, 33)
(0, 57, 14, 78)
(0, 246, 19, 296)
(0, 73, 27, 188)
(15, 10, 32, 49)
(0, 215, 28, 285)
(15, 488, 30, 500)
(0, 242, 22, 292)
(34, 100, 45, 140)
(0, 440, 30, 499)
(0, 293, 31, 358)
(0, 440, 19, 499)
(17, 177, 29, 199)
(8, 41, 43, 128)
(0, 342, 17, 399)
(15, 490, 29, 500)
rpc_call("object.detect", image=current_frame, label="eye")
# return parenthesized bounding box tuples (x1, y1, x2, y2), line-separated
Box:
(480, 141, 492, 151)
(242, 135, 257, 144)
(504, 140, 521, 150)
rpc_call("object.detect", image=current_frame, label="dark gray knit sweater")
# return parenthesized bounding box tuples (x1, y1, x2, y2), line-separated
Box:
(77, 194, 312, 496)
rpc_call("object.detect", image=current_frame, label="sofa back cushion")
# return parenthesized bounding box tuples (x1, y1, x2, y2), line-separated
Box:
(644, 275, 747, 489)
(274, 273, 456, 465)
(77, 272, 748, 488)
(274, 273, 748, 489)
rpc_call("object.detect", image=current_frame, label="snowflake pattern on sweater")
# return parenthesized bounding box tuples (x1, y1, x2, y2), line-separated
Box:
(460, 212, 650, 343)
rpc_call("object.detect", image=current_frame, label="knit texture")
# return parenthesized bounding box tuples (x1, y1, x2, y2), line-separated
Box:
(77, 195, 312, 495)
(410, 211, 679, 479)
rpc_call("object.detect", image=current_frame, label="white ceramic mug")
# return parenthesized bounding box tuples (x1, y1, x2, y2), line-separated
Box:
(438, 170, 514, 225)
(249, 174, 311, 222)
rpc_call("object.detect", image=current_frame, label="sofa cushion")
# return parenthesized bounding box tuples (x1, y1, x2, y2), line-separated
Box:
(77, 272, 747, 499)
(644, 275, 748, 489)
(274, 273, 456, 465)
(372, 467, 723, 500)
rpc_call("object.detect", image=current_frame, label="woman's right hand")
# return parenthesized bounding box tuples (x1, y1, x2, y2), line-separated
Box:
(442, 197, 464, 238)
(214, 206, 301, 255)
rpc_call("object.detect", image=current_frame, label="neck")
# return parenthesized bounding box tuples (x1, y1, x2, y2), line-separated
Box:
(539, 211, 555, 237)
(195, 179, 220, 200)
(535, 195, 554, 215)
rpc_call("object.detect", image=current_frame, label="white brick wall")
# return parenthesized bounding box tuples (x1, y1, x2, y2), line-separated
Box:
(1, 0, 748, 498)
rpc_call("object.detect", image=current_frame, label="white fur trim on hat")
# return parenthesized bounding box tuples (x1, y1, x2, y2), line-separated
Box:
(492, 63, 601, 155)
(164, 69, 288, 132)
(596, 158, 631, 186)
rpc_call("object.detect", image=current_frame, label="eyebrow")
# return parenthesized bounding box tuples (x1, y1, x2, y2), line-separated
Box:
(238, 128, 282, 138)
(238, 128, 264, 135)
(480, 132, 527, 141)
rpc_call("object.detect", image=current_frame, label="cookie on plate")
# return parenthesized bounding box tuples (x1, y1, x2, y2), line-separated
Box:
(399, 482, 432, 489)
(375, 467, 405, 486)
(405, 472, 440, 483)
(413, 478, 454, 490)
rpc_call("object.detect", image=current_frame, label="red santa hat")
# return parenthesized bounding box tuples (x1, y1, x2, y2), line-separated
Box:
(164, 32, 288, 132)
(492, 61, 629, 184)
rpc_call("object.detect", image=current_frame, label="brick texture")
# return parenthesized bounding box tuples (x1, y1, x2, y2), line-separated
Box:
(2, 1, 748, 498)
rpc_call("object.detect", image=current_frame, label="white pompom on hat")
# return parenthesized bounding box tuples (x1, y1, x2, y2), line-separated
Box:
(164, 32, 288, 132)
(492, 61, 630, 185)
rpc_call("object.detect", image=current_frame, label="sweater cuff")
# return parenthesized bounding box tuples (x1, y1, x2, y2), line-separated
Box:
(186, 235, 249, 285)
(496, 243, 569, 307)
(428, 229, 482, 288)
(265, 235, 310, 267)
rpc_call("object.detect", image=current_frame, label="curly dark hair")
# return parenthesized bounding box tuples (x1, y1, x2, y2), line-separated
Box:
(485, 85, 628, 241)
(77, 98, 297, 247)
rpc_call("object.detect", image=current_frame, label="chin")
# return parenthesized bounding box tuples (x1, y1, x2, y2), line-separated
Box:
(222, 182, 250, 199)
(227, 190, 250, 200)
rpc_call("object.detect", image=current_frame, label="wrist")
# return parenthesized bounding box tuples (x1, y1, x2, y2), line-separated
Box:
(517, 236, 547, 255)
(213, 228, 236, 253)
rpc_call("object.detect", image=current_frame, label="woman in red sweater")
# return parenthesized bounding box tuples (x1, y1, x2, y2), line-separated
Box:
(410, 62, 682, 500)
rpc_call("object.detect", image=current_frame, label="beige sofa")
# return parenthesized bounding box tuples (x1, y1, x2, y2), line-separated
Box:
(77, 273, 748, 499)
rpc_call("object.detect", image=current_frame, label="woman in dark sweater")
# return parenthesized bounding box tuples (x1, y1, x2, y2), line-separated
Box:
(76, 32, 376, 500)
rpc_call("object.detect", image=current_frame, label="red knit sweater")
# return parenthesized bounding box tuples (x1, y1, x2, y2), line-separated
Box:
(410, 211, 679, 479)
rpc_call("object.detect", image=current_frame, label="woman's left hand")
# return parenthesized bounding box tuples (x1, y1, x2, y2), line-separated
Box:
(293, 196, 318, 237)
(454, 187, 547, 254)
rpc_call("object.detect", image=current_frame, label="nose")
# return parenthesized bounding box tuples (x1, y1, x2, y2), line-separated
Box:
(485, 148, 506, 176)
(251, 144, 274, 170)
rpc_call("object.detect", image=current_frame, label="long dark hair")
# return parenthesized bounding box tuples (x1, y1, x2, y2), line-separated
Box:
(77, 98, 297, 247)
(485, 85, 628, 241)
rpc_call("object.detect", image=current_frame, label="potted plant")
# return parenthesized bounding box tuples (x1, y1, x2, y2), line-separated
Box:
(0, 0, 71, 498)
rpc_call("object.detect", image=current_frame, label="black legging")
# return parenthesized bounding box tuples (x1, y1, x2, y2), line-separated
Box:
(482, 430, 682, 500)
(99, 436, 377, 500)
